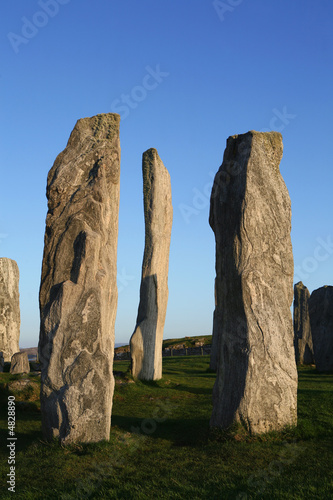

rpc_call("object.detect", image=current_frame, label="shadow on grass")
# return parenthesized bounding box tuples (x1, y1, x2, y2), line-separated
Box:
(133, 379, 212, 396)
(298, 368, 333, 378)
(166, 384, 212, 395)
(0, 426, 42, 455)
(111, 414, 210, 445)
(298, 390, 333, 400)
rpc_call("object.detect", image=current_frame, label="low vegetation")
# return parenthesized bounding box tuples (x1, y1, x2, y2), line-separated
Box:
(0, 358, 332, 499)
(115, 334, 213, 353)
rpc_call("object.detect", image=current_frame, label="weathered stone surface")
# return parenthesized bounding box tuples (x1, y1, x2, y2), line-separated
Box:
(309, 286, 333, 372)
(209, 280, 220, 371)
(38, 113, 120, 444)
(130, 149, 173, 380)
(30, 361, 41, 372)
(293, 281, 314, 364)
(8, 378, 32, 391)
(0, 258, 20, 362)
(0, 351, 4, 372)
(209, 131, 297, 434)
(10, 352, 30, 374)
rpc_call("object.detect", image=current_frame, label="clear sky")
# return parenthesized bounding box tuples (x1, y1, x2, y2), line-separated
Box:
(0, 0, 332, 348)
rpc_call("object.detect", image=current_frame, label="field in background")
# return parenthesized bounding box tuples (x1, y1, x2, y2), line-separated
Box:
(20, 335, 213, 360)
(0, 357, 332, 499)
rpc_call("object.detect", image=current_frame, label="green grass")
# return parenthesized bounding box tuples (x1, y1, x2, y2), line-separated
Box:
(0, 358, 332, 499)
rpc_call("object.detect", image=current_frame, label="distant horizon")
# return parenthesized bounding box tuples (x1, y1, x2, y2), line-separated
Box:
(20, 342, 130, 350)
(19, 336, 214, 350)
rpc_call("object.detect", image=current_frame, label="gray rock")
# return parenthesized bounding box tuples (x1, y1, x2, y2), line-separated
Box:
(130, 149, 173, 380)
(30, 361, 41, 372)
(209, 131, 297, 434)
(309, 285, 333, 372)
(293, 281, 314, 364)
(0, 258, 20, 362)
(209, 280, 220, 371)
(10, 352, 30, 374)
(8, 378, 33, 391)
(38, 113, 120, 444)
(0, 351, 4, 372)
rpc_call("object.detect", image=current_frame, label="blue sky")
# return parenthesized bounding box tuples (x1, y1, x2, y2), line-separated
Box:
(0, 0, 332, 348)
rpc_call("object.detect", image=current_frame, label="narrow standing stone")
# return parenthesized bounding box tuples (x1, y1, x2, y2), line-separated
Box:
(209, 131, 297, 434)
(309, 285, 333, 372)
(38, 113, 120, 444)
(130, 149, 173, 380)
(293, 281, 314, 364)
(0, 258, 20, 362)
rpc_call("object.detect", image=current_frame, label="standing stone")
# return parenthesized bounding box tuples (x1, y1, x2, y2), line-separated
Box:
(10, 352, 30, 374)
(309, 286, 333, 372)
(130, 149, 173, 380)
(0, 258, 20, 362)
(209, 131, 297, 434)
(209, 280, 220, 371)
(293, 281, 314, 364)
(38, 113, 120, 444)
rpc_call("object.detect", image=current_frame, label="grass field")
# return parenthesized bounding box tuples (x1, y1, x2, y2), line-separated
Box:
(0, 357, 332, 499)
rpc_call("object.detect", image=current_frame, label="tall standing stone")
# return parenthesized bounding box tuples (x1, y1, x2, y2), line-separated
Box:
(209, 131, 297, 434)
(293, 281, 314, 364)
(209, 280, 220, 371)
(38, 113, 120, 444)
(130, 149, 173, 380)
(309, 285, 333, 372)
(0, 258, 20, 362)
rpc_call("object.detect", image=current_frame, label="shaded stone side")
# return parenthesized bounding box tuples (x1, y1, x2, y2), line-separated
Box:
(38, 113, 120, 444)
(10, 352, 30, 374)
(0, 258, 20, 362)
(293, 281, 314, 364)
(309, 285, 333, 372)
(130, 149, 173, 380)
(209, 280, 220, 371)
(209, 131, 297, 434)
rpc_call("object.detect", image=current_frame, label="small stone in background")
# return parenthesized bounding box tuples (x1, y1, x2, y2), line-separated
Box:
(10, 351, 30, 374)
